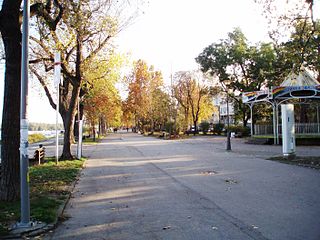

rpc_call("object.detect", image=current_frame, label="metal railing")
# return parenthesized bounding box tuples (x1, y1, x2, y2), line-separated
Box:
(254, 123, 320, 135)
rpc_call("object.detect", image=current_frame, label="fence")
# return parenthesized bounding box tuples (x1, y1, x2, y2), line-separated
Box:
(254, 123, 320, 135)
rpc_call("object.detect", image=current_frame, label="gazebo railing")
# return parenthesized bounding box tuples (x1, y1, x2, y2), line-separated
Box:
(254, 125, 273, 135)
(254, 123, 320, 135)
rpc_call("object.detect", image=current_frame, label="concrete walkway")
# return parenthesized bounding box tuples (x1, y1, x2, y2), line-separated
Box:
(46, 133, 320, 240)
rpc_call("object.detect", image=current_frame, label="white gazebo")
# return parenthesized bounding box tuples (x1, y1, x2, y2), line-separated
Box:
(242, 68, 320, 144)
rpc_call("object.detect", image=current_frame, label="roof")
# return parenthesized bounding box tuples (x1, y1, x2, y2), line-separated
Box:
(280, 69, 319, 86)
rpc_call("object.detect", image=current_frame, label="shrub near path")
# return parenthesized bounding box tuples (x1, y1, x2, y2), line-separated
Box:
(0, 158, 85, 237)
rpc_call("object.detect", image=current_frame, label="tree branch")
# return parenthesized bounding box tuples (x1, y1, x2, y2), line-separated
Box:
(29, 57, 52, 64)
(30, 0, 63, 31)
(85, 35, 112, 63)
(30, 65, 56, 109)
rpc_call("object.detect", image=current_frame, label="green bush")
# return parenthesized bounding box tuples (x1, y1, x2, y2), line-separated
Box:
(164, 121, 175, 134)
(226, 125, 250, 137)
(28, 133, 46, 144)
(212, 123, 224, 135)
(199, 121, 210, 134)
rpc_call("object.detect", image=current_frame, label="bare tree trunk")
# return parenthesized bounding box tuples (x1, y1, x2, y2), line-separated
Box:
(60, 33, 83, 159)
(184, 107, 189, 132)
(0, 1, 22, 201)
(60, 85, 80, 160)
(100, 116, 106, 135)
(243, 105, 247, 127)
(92, 124, 96, 141)
(74, 113, 79, 140)
(98, 117, 101, 136)
(61, 115, 74, 160)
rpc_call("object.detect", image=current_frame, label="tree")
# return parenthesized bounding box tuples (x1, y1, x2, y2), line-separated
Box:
(83, 54, 124, 137)
(0, 0, 22, 201)
(146, 69, 169, 131)
(124, 59, 166, 132)
(122, 101, 135, 129)
(278, 20, 320, 80)
(254, 0, 316, 42)
(255, 0, 319, 80)
(275, 20, 320, 123)
(173, 71, 213, 132)
(149, 88, 171, 131)
(29, 0, 138, 159)
(0, 0, 139, 200)
(172, 72, 191, 131)
(125, 60, 150, 130)
(196, 28, 277, 126)
(0, 0, 63, 201)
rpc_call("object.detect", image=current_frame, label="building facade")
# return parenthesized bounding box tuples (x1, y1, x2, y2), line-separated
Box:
(211, 93, 235, 125)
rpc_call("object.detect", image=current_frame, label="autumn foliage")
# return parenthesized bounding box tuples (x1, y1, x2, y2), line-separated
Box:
(123, 60, 171, 132)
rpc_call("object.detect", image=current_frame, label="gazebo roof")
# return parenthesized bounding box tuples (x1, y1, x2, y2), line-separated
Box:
(242, 69, 320, 103)
(280, 69, 319, 86)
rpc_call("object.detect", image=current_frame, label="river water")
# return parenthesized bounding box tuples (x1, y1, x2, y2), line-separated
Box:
(0, 130, 57, 163)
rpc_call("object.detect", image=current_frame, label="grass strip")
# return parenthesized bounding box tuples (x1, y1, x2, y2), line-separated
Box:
(82, 136, 104, 144)
(28, 133, 47, 144)
(0, 157, 85, 236)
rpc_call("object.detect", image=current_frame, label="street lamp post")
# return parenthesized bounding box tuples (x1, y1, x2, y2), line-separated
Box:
(226, 89, 231, 150)
(222, 80, 231, 151)
(14, 0, 45, 231)
(19, 0, 31, 227)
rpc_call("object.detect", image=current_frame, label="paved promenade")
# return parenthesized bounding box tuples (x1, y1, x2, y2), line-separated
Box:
(45, 133, 320, 240)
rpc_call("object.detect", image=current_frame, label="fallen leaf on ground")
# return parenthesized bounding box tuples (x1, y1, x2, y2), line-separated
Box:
(163, 226, 171, 230)
(225, 179, 238, 184)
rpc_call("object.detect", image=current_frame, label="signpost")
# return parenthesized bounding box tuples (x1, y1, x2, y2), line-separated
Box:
(77, 119, 83, 159)
(76, 97, 83, 160)
(54, 52, 61, 164)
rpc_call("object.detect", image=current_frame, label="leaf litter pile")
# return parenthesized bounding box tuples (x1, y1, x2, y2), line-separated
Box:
(268, 156, 320, 169)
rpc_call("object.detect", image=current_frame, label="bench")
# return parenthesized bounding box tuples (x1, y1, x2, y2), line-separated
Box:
(34, 144, 45, 165)
(82, 134, 90, 140)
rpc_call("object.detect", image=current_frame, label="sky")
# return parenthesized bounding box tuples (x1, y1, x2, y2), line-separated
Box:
(0, 0, 318, 124)
(116, 0, 270, 81)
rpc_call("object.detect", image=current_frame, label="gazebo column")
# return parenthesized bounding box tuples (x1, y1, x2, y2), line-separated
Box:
(272, 103, 279, 145)
(250, 103, 254, 136)
(317, 105, 320, 133)
(276, 104, 280, 144)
